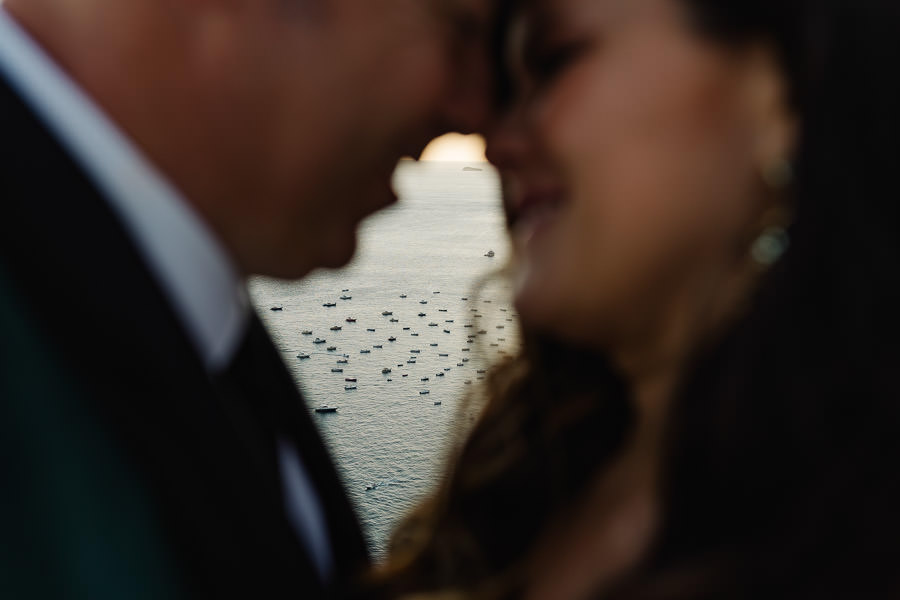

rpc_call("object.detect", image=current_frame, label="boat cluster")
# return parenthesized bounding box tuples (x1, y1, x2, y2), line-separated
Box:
(269, 287, 519, 415)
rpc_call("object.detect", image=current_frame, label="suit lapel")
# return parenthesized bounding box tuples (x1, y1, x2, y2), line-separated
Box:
(0, 76, 368, 595)
(241, 313, 371, 576)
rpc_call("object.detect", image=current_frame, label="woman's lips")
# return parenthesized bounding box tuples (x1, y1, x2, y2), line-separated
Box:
(509, 187, 566, 246)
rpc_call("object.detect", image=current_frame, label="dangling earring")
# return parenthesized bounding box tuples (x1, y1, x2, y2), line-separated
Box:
(751, 157, 794, 266)
(751, 226, 791, 266)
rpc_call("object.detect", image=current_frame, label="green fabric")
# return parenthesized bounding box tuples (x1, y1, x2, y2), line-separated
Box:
(0, 268, 183, 599)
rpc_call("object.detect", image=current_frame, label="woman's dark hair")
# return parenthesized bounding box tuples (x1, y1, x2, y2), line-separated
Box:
(632, 0, 900, 597)
(371, 0, 900, 598)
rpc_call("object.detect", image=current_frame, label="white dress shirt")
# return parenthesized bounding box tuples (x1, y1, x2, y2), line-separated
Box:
(0, 7, 334, 581)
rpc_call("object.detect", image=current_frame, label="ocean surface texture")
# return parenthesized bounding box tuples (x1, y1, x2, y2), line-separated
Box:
(250, 161, 518, 560)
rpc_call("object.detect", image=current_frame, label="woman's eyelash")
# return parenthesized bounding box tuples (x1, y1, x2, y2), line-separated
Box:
(526, 39, 590, 84)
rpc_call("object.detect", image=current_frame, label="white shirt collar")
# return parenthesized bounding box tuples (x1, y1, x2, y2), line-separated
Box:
(0, 7, 249, 373)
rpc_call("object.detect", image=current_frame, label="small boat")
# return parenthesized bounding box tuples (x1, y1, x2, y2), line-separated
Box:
(461, 297, 469, 301)
(270, 305, 283, 311)
(421, 377, 430, 381)
(367, 328, 376, 332)
(490, 343, 499, 347)
(345, 317, 357, 323)
(331, 368, 343, 373)
(360, 349, 371, 354)
(497, 325, 505, 329)
(428, 322, 438, 327)
(457, 363, 464, 367)
(462, 358, 470, 363)
(340, 295, 352, 300)
(436, 373, 445, 377)
(327, 346, 337, 351)
(400, 294, 407, 298)
(484, 250, 495, 257)
(464, 324, 473, 328)
(410, 349, 421, 353)
(387, 378, 393, 382)
(419, 300, 428, 305)
(438, 309, 448, 312)
(478, 330, 487, 334)
(382, 368, 392, 374)
(323, 302, 337, 307)
(315, 405, 338, 413)
(433, 291, 441, 294)
(345, 377, 357, 382)
(337, 359, 348, 364)
(411, 333, 419, 337)
(402, 327, 410, 331)
(483, 300, 493, 304)
(330, 325, 342, 331)
(434, 401, 442, 406)
(445, 319, 454, 323)
(474, 314, 483, 318)
(438, 353, 449, 357)
(443, 329, 451, 334)
(462, 166, 483, 172)
(429, 343, 438, 347)
(420, 390, 430, 395)
(466, 339, 474, 344)
(477, 369, 487, 374)
(500, 308, 508, 312)
(342, 289, 350, 292)
(301, 330, 313, 335)
(388, 336, 397, 342)
(461, 348, 471, 352)
(372, 344, 382, 349)
(418, 312, 427, 317)
(402, 374, 408, 378)
(389, 318, 399, 322)
(345, 385, 357, 391)
(468, 334, 477, 339)
(314, 338, 326, 344)
(382, 311, 393, 316)
(407, 359, 416, 364)
(297, 353, 310, 359)
(464, 380, 472, 385)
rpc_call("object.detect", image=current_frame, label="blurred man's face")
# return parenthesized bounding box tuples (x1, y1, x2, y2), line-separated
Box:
(212, 0, 495, 277)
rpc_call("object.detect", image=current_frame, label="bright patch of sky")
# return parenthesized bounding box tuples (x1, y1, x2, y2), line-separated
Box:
(419, 133, 487, 162)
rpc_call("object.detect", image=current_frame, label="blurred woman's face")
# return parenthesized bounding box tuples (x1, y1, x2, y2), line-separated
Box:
(488, 0, 793, 363)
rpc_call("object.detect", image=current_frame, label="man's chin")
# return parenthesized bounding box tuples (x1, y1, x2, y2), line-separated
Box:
(316, 232, 358, 270)
(250, 233, 357, 280)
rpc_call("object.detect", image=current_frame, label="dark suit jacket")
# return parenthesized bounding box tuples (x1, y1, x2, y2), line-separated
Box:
(0, 75, 369, 598)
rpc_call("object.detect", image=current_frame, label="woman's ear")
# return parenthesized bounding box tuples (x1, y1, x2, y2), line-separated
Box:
(741, 44, 799, 189)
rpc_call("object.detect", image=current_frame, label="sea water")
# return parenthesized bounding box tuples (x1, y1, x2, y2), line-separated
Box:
(250, 160, 519, 559)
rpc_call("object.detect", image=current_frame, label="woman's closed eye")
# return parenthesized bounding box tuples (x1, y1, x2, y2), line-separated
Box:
(524, 37, 593, 89)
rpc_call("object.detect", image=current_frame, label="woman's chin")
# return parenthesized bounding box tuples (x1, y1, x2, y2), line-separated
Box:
(515, 278, 602, 347)
(514, 272, 567, 337)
